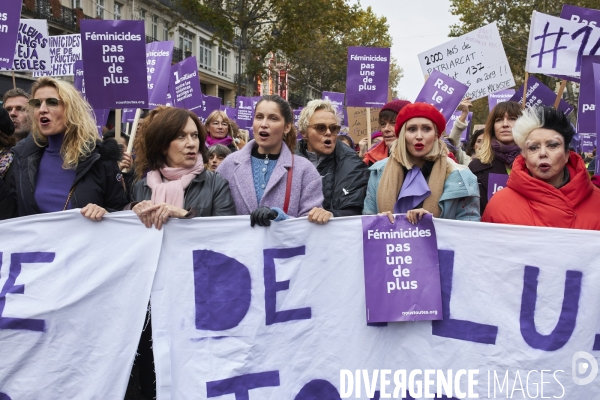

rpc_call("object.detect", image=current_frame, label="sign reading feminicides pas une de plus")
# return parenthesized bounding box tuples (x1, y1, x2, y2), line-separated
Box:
(80, 20, 148, 109)
(346, 46, 390, 108)
(362, 214, 442, 323)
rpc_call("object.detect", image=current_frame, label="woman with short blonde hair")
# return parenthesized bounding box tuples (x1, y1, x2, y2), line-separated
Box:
(205, 110, 237, 152)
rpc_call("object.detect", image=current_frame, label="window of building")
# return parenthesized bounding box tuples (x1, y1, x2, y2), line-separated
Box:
(96, 0, 105, 18)
(218, 49, 229, 76)
(152, 15, 158, 40)
(114, 2, 122, 20)
(179, 30, 194, 56)
(163, 21, 169, 41)
(140, 8, 146, 20)
(72, 0, 81, 9)
(199, 39, 213, 70)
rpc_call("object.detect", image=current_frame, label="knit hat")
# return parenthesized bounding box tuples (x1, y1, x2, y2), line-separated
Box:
(381, 99, 412, 115)
(394, 103, 446, 137)
(371, 131, 382, 140)
(0, 107, 14, 136)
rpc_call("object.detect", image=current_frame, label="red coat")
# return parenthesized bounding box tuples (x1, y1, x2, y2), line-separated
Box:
(482, 152, 600, 230)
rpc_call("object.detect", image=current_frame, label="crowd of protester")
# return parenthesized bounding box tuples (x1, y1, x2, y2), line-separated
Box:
(2, 76, 600, 398)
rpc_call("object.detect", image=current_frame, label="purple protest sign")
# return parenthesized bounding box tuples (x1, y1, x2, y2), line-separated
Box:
(594, 63, 600, 174)
(346, 47, 390, 108)
(236, 96, 253, 129)
(169, 56, 202, 115)
(146, 41, 173, 109)
(414, 70, 469, 125)
(294, 108, 303, 139)
(560, 4, 600, 28)
(73, 60, 86, 99)
(93, 109, 110, 137)
(362, 214, 442, 322)
(445, 111, 473, 143)
(576, 56, 600, 137)
(488, 89, 516, 111)
(509, 76, 574, 115)
(580, 133, 596, 153)
(323, 91, 345, 124)
(121, 108, 136, 123)
(80, 20, 148, 109)
(487, 173, 509, 202)
(199, 95, 221, 122)
(0, 0, 22, 69)
(220, 105, 237, 122)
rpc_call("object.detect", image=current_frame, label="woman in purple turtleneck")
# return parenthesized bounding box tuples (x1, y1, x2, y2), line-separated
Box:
(0, 77, 127, 220)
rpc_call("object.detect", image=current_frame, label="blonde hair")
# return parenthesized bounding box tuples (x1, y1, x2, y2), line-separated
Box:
(512, 107, 543, 149)
(31, 77, 98, 169)
(298, 99, 340, 134)
(392, 123, 448, 168)
(205, 110, 234, 138)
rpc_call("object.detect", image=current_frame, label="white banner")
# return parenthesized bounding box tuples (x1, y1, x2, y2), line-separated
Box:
(0, 210, 162, 399)
(418, 22, 515, 100)
(32, 34, 82, 77)
(152, 216, 600, 399)
(526, 11, 600, 77)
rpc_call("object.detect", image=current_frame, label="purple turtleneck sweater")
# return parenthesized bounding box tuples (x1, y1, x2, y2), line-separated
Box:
(35, 134, 76, 212)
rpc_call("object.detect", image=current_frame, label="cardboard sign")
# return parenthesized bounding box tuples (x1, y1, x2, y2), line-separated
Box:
(33, 34, 81, 77)
(418, 22, 514, 100)
(346, 47, 390, 107)
(346, 106, 381, 145)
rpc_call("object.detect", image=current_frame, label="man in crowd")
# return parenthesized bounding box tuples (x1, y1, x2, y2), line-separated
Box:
(3, 88, 32, 142)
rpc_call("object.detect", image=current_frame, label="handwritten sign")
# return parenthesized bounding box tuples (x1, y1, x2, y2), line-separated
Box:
(346, 47, 390, 107)
(418, 22, 514, 101)
(346, 106, 381, 145)
(33, 34, 81, 77)
(1, 19, 51, 72)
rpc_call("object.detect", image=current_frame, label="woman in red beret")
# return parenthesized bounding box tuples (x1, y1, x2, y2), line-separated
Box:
(363, 102, 480, 222)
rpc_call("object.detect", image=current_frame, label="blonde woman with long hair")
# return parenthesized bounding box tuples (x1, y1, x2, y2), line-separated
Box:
(363, 103, 480, 222)
(0, 77, 127, 220)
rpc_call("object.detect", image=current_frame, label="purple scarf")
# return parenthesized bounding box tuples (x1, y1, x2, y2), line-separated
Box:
(492, 139, 520, 165)
(206, 135, 233, 148)
(393, 167, 431, 214)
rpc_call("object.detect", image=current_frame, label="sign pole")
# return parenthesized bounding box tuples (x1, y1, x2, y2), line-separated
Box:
(522, 72, 529, 109)
(553, 80, 568, 109)
(12, 71, 16, 90)
(115, 109, 122, 141)
(366, 108, 372, 149)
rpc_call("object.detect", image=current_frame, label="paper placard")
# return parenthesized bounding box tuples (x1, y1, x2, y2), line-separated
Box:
(346, 106, 381, 145)
(1, 19, 51, 73)
(33, 34, 81, 77)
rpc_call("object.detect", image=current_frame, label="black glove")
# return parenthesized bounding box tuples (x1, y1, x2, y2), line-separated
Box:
(250, 206, 278, 227)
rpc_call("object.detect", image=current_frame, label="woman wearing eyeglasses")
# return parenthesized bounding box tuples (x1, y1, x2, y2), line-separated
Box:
(205, 110, 238, 152)
(296, 99, 369, 223)
(217, 94, 323, 226)
(0, 77, 127, 220)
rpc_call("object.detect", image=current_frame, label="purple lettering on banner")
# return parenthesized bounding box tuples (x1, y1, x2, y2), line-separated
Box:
(520, 266, 581, 351)
(346, 47, 390, 108)
(80, 20, 149, 109)
(487, 173, 509, 202)
(73, 60, 86, 99)
(121, 108, 136, 124)
(445, 111, 473, 143)
(577, 57, 600, 140)
(415, 70, 469, 125)
(362, 215, 442, 322)
(146, 41, 173, 109)
(206, 371, 280, 399)
(192, 250, 251, 331)
(32, 34, 82, 77)
(199, 95, 222, 122)
(263, 246, 311, 325)
(220, 105, 237, 122)
(0, 252, 55, 332)
(0, 0, 22, 69)
(322, 91, 345, 124)
(94, 109, 110, 137)
(488, 89, 516, 111)
(169, 56, 202, 114)
(432, 250, 499, 344)
(509, 75, 573, 115)
(236, 96, 253, 129)
(294, 379, 340, 400)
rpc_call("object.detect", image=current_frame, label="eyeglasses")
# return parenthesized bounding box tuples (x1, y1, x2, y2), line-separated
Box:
(211, 121, 229, 127)
(308, 123, 341, 135)
(4, 106, 27, 113)
(28, 98, 63, 109)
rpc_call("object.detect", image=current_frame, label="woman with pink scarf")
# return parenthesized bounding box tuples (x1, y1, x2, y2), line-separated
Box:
(205, 110, 238, 152)
(130, 106, 236, 230)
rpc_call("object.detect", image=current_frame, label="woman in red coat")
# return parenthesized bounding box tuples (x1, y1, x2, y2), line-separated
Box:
(483, 106, 600, 230)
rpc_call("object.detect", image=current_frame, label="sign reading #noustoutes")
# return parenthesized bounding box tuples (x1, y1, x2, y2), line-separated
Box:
(488, 89, 516, 111)
(509, 75, 574, 115)
(414, 70, 469, 125)
(1, 19, 51, 73)
(346, 47, 390, 108)
(146, 41, 173, 109)
(169, 56, 202, 115)
(322, 91, 345, 124)
(418, 22, 514, 100)
(362, 214, 442, 322)
(0, 0, 25, 69)
(33, 34, 81, 77)
(80, 20, 148, 109)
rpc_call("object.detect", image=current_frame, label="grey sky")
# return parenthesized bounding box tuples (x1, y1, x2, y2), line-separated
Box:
(353, 0, 460, 101)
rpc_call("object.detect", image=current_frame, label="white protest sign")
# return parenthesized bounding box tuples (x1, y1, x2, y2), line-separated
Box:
(526, 11, 600, 77)
(0, 19, 51, 73)
(33, 34, 82, 77)
(151, 216, 600, 399)
(0, 210, 162, 399)
(418, 22, 515, 100)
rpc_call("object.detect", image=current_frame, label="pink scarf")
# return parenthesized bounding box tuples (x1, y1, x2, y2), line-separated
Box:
(206, 135, 233, 148)
(146, 158, 205, 208)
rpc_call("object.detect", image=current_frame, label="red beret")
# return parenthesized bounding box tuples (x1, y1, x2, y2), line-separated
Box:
(394, 103, 446, 138)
